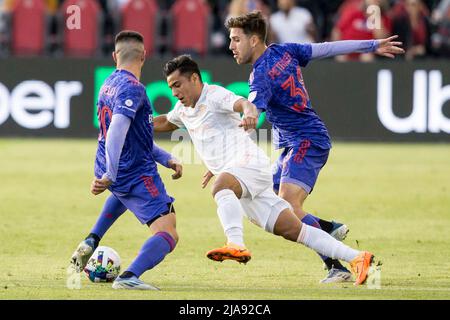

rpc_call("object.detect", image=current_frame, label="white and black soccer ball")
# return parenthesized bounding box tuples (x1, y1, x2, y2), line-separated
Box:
(84, 246, 121, 283)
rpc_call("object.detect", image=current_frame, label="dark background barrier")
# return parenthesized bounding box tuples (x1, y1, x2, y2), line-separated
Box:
(0, 58, 449, 141)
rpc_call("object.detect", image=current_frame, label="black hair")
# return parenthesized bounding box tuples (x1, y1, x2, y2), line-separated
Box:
(115, 30, 144, 45)
(163, 54, 202, 81)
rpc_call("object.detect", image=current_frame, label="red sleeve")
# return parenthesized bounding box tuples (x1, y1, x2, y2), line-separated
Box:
(336, 6, 357, 33)
(382, 15, 392, 33)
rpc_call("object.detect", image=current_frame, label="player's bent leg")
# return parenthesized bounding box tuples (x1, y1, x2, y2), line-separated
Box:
(207, 173, 251, 264)
(148, 210, 179, 244)
(211, 172, 243, 199)
(278, 182, 309, 220)
(89, 194, 127, 240)
(113, 211, 177, 290)
(278, 182, 350, 275)
(272, 208, 375, 286)
(279, 182, 350, 239)
(272, 208, 302, 241)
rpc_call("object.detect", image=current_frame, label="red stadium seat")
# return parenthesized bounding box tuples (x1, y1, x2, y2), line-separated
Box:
(121, 0, 160, 57)
(60, 0, 102, 57)
(169, 0, 210, 56)
(11, 0, 47, 56)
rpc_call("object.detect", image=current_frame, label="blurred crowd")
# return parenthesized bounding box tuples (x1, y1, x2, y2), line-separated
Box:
(0, 0, 449, 59)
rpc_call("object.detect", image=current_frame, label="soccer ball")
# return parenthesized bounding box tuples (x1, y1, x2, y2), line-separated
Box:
(84, 246, 121, 283)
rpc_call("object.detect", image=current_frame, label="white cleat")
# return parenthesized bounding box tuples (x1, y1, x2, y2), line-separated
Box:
(320, 267, 353, 284)
(329, 222, 349, 241)
(70, 240, 95, 272)
(112, 276, 160, 290)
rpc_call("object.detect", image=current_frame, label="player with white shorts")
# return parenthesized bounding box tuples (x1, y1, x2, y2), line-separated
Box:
(154, 55, 376, 285)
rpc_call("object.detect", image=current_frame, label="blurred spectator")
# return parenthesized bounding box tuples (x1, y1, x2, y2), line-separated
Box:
(391, 0, 431, 60)
(431, 0, 450, 56)
(295, 0, 344, 41)
(105, 0, 130, 11)
(431, 0, 450, 22)
(270, 0, 317, 44)
(0, 0, 14, 11)
(46, 0, 60, 13)
(228, 0, 272, 19)
(0, 0, 447, 58)
(169, 0, 210, 56)
(97, 0, 126, 55)
(227, 0, 274, 44)
(332, 0, 392, 61)
(0, 0, 14, 56)
(208, 0, 231, 55)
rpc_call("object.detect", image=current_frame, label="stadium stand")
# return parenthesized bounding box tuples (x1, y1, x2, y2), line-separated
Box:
(0, 0, 448, 59)
(120, 0, 160, 57)
(59, 0, 102, 57)
(10, 0, 48, 56)
(168, 0, 210, 56)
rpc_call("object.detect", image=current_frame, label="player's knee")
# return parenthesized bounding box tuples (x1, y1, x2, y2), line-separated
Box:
(212, 175, 242, 198)
(273, 209, 301, 242)
(279, 190, 305, 214)
(278, 188, 296, 203)
(211, 182, 239, 198)
(275, 226, 300, 242)
(211, 183, 223, 198)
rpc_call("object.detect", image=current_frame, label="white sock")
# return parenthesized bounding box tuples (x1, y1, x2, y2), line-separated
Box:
(297, 224, 359, 262)
(214, 189, 245, 247)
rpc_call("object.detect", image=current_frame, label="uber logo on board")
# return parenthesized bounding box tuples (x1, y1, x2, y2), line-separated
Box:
(0, 80, 83, 129)
(377, 70, 450, 133)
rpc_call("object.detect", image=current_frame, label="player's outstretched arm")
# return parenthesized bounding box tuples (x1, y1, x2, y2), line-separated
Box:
(233, 99, 258, 131)
(310, 36, 404, 60)
(374, 35, 405, 59)
(153, 115, 179, 132)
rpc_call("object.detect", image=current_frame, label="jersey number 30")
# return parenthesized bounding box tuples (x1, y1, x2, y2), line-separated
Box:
(281, 66, 310, 113)
(98, 105, 112, 140)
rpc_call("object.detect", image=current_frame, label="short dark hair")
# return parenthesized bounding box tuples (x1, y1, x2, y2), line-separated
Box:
(225, 11, 267, 43)
(163, 55, 202, 81)
(115, 30, 144, 45)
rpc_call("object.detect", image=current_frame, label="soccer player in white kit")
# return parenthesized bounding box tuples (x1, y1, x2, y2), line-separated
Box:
(154, 55, 376, 285)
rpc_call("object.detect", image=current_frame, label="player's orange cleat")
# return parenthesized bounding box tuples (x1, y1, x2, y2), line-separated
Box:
(350, 251, 375, 285)
(206, 242, 252, 264)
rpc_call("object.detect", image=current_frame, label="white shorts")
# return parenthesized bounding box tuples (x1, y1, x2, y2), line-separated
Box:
(223, 158, 273, 199)
(223, 165, 292, 234)
(239, 188, 292, 234)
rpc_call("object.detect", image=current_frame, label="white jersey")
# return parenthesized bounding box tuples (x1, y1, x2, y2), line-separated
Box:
(167, 83, 271, 176)
(270, 7, 315, 44)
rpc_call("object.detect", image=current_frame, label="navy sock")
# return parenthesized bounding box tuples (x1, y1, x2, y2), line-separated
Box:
(126, 232, 176, 278)
(90, 195, 126, 239)
(301, 214, 344, 270)
(119, 271, 136, 279)
(308, 213, 334, 233)
(85, 233, 100, 249)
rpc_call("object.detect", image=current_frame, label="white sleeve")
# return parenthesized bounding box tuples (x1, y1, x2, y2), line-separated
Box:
(166, 104, 185, 128)
(208, 86, 244, 113)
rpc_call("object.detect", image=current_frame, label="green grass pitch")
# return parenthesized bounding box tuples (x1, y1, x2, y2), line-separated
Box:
(0, 138, 449, 299)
